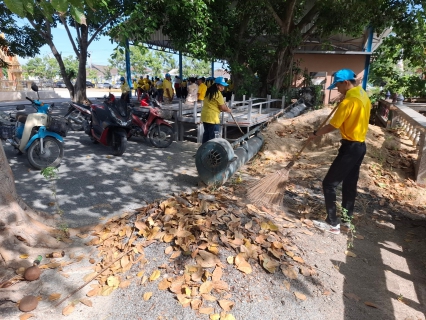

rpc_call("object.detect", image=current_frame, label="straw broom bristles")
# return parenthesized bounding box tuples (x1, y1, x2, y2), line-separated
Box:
(247, 162, 292, 207)
(247, 105, 340, 208)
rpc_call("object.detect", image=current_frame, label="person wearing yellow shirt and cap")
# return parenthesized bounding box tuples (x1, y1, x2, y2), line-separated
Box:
(163, 73, 173, 104)
(119, 76, 131, 103)
(137, 76, 145, 101)
(307, 69, 371, 235)
(200, 77, 232, 143)
(197, 77, 207, 103)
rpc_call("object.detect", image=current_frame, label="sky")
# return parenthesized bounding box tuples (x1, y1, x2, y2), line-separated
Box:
(17, 24, 224, 71)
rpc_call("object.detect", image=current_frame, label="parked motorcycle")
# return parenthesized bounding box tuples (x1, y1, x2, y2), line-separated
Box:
(82, 94, 132, 156)
(0, 83, 68, 169)
(131, 97, 174, 148)
(63, 101, 91, 131)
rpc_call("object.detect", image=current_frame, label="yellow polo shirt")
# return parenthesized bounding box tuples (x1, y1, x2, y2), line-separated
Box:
(201, 92, 225, 124)
(329, 86, 371, 142)
(163, 79, 173, 99)
(198, 83, 207, 101)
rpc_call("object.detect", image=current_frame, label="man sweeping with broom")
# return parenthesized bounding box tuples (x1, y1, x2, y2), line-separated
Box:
(308, 69, 371, 235)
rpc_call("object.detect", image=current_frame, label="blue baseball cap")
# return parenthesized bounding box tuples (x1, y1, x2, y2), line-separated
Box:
(165, 73, 171, 78)
(214, 77, 228, 86)
(327, 69, 356, 89)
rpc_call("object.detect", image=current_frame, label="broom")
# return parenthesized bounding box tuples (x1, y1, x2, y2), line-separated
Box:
(247, 104, 340, 207)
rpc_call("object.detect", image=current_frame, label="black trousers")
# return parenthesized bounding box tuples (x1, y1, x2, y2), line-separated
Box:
(323, 139, 366, 226)
(202, 122, 220, 144)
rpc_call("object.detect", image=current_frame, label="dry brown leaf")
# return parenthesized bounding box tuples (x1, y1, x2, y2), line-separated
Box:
(46, 293, 61, 301)
(80, 298, 93, 307)
(89, 258, 95, 264)
(143, 292, 153, 301)
(355, 235, 365, 240)
(218, 299, 234, 311)
(165, 246, 173, 254)
(83, 272, 98, 282)
(158, 278, 171, 290)
(364, 301, 378, 308)
(210, 314, 221, 320)
(345, 250, 357, 257)
(212, 280, 229, 291)
(302, 229, 314, 236)
(293, 256, 305, 264)
(62, 304, 75, 316)
(235, 253, 252, 274)
(176, 294, 191, 307)
(199, 307, 215, 315)
(316, 249, 325, 254)
(170, 251, 182, 259)
(19, 254, 29, 259)
(221, 314, 236, 320)
(190, 299, 202, 310)
(202, 294, 217, 301)
(86, 287, 100, 297)
(149, 270, 161, 281)
(261, 256, 280, 273)
(226, 256, 234, 264)
(281, 265, 298, 280)
(344, 292, 360, 302)
(283, 280, 291, 291)
(294, 291, 307, 301)
(119, 280, 131, 289)
(19, 314, 35, 320)
(196, 250, 219, 268)
(199, 281, 213, 294)
(212, 267, 223, 282)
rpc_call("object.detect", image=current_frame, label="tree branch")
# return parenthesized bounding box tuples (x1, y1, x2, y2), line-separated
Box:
(59, 14, 80, 57)
(263, 0, 285, 33)
(282, 0, 297, 34)
(88, 16, 118, 47)
(294, 2, 320, 33)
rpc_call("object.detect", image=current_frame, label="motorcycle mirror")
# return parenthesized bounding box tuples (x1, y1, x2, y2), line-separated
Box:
(31, 82, 39, 92)
(16, 105, 25, 110)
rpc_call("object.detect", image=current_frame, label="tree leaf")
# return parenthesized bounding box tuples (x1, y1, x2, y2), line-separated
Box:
(62, 304, 75, 316)
(19, 314, 35, 320)
(218, 299, 234, 311)
(19, 254, 29, 259)
(212, 267, 223, 282)
(199, 281, 213, 294)
(149, 270, 161, 281)
(234, 253, 252, 274)
(364, 301, 379, 308)
(4, 0, 24, 17)
(158, 278, 171, 290)
(199, 306, 214, 314)
(294, 291, 307, 301)
(165, 246, 173, 254)
(281, 265, 298, 279)
(51, 0, 68, 13)
(79, 298, 93, 307)
(190, 299, 202, 310)
(70, 6, 86, 25)
(345, 250, 357, 257)
(48, 293, 61, 301)
(107, 276, 120, 288)
(143, 292, 152, 301)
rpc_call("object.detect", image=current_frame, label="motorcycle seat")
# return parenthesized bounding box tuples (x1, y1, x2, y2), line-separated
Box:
(16, 113, 28, 123)
(72, 102, 91, 110)
(132, 107, 150, 119)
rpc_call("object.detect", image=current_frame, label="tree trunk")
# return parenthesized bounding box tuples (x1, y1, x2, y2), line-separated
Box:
(74, 25, 89, 103)
(267, 46, 294, 97)
(0, 144, 63, 266)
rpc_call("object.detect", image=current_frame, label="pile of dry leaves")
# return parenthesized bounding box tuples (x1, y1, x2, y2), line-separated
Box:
(55, 189, 323, 319)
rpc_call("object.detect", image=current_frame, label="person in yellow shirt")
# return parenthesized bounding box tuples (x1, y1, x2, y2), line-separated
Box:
(163, 73, 173, 103)
(197, 77, 207, 102)
(119, 76, 130, 103)
(137, 76, 144, 101)
(200, 77, 232, 143)
(307, 69, 371, 235)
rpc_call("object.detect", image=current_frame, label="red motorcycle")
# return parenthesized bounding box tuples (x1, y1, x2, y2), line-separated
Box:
(130, 96, 174, 148)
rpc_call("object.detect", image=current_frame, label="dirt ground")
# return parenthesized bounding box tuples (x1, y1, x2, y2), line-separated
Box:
(1, 108, 426, 320)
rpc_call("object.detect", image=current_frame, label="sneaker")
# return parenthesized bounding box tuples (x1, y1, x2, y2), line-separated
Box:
(313, 220, 341, 235)
(341, 222, 351, 228)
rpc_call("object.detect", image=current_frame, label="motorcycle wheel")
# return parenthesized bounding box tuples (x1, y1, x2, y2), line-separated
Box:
(66, 110, 84, 131)
(111, 132, 127, 156)
(27, 137, 64, 169)
(149, 125, 173, 148)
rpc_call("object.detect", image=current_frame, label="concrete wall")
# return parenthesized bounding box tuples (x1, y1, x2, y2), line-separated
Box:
(0, 90, 62, 102)
(293, 53, 367, 104)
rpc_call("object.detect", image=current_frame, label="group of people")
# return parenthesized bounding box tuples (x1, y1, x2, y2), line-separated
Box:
(120, 67, 371, 241)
